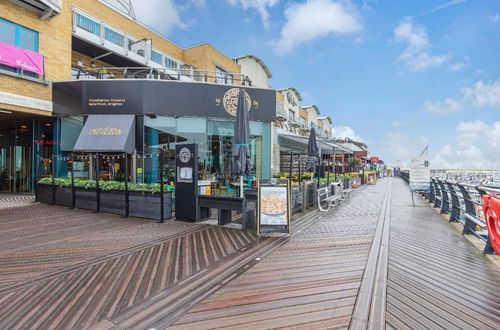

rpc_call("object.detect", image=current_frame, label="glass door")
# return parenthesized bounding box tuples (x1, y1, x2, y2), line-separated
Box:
(0, 147, 13, 193)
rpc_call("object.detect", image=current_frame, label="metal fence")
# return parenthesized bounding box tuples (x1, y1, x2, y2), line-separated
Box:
(426, 178, 494, 254)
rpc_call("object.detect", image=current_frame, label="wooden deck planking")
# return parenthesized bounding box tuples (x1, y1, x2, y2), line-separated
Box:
(0, 202, 260, 329)
(172, 182, 389, 329)
(386, 179, 500, 329)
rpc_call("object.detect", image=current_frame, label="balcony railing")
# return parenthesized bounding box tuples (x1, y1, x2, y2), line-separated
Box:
(71, 66, 252, 86)
(276, 105, 287, 121)
(288, 115, 300, 127)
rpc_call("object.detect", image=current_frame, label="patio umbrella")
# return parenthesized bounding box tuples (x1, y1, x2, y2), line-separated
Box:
(232, 88, 251, 197)
(306, 127, 318, 175)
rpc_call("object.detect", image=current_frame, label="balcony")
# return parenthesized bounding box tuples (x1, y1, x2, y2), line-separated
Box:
(276, 104, 287, 121)
(71, 66, 252, 86)
(288, 115, 301, 127)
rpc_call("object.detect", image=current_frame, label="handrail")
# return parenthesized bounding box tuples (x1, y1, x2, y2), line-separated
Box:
(428, 178, 494, 254)
(72, 66, 253, 86)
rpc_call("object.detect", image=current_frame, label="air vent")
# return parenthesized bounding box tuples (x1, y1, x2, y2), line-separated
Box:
(9, 0, 61, 19)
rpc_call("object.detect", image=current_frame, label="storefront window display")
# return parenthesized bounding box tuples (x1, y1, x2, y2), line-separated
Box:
(143, 116, 271, 190)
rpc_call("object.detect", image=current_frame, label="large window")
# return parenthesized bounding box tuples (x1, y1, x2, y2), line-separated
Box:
(143, 116, 271, 187)
(0, 18, 38, 51)
(165, 57, 178, 69)
(0, 18, 39, 76)
(151, 50, 162, 64)
(215, 66, 232, 84)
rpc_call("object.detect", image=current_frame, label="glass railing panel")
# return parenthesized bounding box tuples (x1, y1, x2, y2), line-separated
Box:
(104, 27, 125, 47)
(75, 13, 101, 36)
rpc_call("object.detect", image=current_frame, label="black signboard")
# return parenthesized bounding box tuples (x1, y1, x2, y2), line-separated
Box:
(175, 143, 199, 222)
(53, 80, 276, 121)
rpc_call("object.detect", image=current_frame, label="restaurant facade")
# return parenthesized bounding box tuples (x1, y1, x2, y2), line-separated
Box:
(51, 79, 275, 187)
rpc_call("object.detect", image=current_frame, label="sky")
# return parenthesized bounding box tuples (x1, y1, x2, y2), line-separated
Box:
(130, 0, 500, 169)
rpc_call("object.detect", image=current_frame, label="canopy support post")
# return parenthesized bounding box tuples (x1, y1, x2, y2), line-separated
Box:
(95, 153, 100, 212)
(124, 152, 129, 217)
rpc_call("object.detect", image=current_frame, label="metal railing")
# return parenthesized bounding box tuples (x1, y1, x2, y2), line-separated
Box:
(71, 66, 252, 86)
(426, 177, 494, 254)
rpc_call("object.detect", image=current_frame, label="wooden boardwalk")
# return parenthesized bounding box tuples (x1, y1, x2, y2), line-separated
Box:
(0, 180, 499, 329)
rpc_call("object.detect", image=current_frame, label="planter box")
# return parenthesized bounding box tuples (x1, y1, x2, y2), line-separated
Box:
(37, 184, 73, 207)
(100, 190, 126, 216)
(37, 183, 172, 220)
(129, 191, 172, 220)
(75, 188, 98, 211)
(37, 183, 54, 204)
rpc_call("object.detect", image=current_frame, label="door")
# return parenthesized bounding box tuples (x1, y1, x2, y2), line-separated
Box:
(0, 147, 13, 193)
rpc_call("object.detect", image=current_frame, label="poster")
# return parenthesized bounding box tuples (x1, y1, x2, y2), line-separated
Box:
(259, 185, 289, 226)
(410, 146, 430, 191)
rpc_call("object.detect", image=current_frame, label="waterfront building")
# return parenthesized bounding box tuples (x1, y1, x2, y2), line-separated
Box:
(0, 0, 276, 193)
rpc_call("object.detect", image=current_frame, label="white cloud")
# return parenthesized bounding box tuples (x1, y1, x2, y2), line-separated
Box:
(275, 0, 363, 54)
(226, 0, 279, 30)
(432, 120, 500, 169)
(424, 98, 463, 114)
(379, 133, 429, 166)
(425, 79, 500, 114)
(392, 120, 407, 127)
(462, 80, 500, 107)
(132, 0, 187, 33)
(490, 13, 500, 23)
(449, 56, 470, 71)
(427, 0, 468, 14)
(393, 17, 451, 71)
(332, 125, 364, 142)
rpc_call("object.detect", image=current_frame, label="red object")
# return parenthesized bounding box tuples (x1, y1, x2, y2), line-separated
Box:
(370, 157, 379, 163)
(0, 41, 44, 74)
(482, 194, 500, 255)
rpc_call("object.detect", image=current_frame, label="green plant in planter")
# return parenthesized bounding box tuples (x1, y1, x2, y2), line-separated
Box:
(38, 177, 167, 194)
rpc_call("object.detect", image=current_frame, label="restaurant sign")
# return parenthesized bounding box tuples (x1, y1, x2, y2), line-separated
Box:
(258, 181, 291, 235)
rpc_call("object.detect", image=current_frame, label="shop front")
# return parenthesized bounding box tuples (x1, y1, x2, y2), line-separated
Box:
(51, 79, 276, 193)
(0, 112, 54, 193)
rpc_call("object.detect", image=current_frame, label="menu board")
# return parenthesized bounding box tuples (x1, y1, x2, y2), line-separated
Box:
(259, 185, 289, 226)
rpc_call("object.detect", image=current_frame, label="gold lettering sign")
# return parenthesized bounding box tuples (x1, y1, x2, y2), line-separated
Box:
(88, 127, 122, 136)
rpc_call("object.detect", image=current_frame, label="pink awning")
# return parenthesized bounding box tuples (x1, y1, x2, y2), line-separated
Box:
(0, 41, 44, 75)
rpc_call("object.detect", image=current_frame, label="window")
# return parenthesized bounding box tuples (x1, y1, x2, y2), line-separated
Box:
(0, 18, 39, 77)
(151, 50, 162, 64)
(75, 12, 101, 36)
(0, 18, 38, 51)
(165, 57, 178, 69)
(214, 66, 228, 84)
(104, 27, 124, 47)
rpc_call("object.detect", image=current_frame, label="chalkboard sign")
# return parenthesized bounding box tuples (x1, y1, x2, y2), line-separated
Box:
(257, 180, 291, 236)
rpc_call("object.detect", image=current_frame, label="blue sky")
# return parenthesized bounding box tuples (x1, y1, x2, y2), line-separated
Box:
(132, 0, 500, 169)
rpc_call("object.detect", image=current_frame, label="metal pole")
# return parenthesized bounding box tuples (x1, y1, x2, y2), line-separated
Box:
(71, 154, 75, 209)
(34, 154, 39, 202)
(298, 159, 301, 186)
(289, 151, 293, 181)
(124, 152, 129, 217)
(95, 153, 100, 212)
(160, 149, 164, 223)
(51, 153, 56, 205)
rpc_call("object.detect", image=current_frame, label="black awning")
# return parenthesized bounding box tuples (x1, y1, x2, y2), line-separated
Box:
(73, 115, 135, 153)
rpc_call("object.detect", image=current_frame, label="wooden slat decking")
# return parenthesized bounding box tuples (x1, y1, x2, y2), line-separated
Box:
(0, 202, 262, 329)
(1, 180, 500, 329)
(386, 179, 500, 329)
(171, 182, 389, 329)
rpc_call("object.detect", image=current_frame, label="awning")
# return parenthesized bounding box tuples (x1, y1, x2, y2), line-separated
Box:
(278, 132, 352, 155)
(73, 115, 135, 153)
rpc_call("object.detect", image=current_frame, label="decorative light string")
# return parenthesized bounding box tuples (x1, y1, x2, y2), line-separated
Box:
(37, 152, 165, 162)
